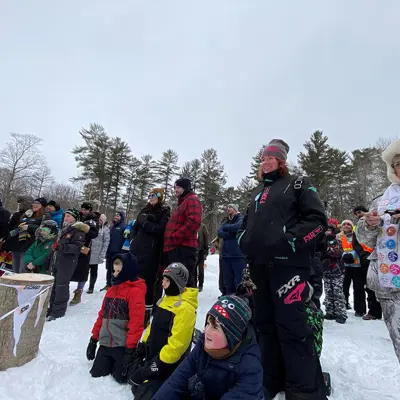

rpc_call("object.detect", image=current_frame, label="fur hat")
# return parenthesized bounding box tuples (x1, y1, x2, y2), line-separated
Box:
(382, 139, 400, 184)
(150, 187, 165, 203)
(207, 295, 252, 350)
(262, 139, 290, 162)
(17, 195, 34, 211)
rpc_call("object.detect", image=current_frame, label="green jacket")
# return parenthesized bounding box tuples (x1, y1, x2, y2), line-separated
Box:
(24, 239, 54, 273)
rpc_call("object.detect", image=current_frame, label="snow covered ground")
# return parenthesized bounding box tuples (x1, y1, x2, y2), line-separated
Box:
(1, 255, 399, 399)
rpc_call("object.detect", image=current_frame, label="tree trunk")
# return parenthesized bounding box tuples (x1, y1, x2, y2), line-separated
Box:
(0, 273, 54, 371)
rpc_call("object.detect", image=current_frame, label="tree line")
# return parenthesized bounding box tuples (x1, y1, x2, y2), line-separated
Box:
(0, 125, 394, 237)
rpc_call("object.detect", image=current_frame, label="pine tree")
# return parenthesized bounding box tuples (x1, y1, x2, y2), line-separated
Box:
(181, 159, 202, 191)
(133, 155, 156, 211)
(157, 149, 179, 201)
(249, 144, 267, 180)
(123, 157, 142, 219)
(236, 176, 257, 212)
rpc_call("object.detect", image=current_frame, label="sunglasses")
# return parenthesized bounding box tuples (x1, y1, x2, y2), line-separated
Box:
(148, 193, 157, 199)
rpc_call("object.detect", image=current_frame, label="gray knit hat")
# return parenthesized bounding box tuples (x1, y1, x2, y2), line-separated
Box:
(227, 204, 239, 212)
(163, 262, 189, 294)
(262, 139, 290, 161)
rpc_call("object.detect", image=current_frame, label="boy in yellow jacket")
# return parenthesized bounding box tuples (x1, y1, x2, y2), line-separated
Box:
(129, 262, 198, 399)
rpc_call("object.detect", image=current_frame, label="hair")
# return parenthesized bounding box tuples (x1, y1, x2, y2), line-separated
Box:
(257, 158, 289, 182)
(353, 205, 368, 214)
(206, 314, 219, 329)
(32, 207, 45, 219)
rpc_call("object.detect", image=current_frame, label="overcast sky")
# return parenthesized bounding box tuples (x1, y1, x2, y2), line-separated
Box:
(1, 1, 400, 186)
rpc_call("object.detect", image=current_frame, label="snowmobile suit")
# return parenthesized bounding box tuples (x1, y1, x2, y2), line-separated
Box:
(238, 171, 328, 399)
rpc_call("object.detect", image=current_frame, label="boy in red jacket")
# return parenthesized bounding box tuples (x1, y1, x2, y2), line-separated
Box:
(86, 252, 146, 383)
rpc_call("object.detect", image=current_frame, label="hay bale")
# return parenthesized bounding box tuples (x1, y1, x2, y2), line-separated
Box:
(0, 273, 54, 371)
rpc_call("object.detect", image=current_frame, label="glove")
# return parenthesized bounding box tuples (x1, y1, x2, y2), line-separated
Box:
(147, 214, 156, 222)
(122, 348, 136, 377)
(137, 214, 148, 225)
(142, 356, 171, 380)
(342, 253, 355, 264)
(123, 228, 131, 238)
(86, 337, 98, 361)
(135, 342, 147, 361)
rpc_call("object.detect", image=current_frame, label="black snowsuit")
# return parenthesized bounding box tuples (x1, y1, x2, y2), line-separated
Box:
(130, 204, 170, 309)
(70, 212, 99, 282)
(48, 224, 88, 318)
(238, 171, 328, 400)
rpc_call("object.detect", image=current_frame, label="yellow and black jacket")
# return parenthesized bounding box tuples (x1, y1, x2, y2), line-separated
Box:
(143, 288, 198, 367)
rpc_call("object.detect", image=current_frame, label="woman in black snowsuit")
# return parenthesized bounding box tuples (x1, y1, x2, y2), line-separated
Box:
(238, 139, 328, 400)
(130, 188, 170, 325)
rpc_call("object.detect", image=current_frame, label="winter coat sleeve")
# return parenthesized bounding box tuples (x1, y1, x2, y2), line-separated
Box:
(171, 197, 202, 247)
(126, 288, 146, 349)
(26, 220, 41, 234)
(355, 217, 380, 249)
(159, 304, 196, 365)
(0, 208, 11, 239)
(91, 297, 105, 340)
(27, 243, 53, 267)
(99, 228, 110, 261)
(141, 207, 170, 236)
(285, 178, 327, 250)
(85, 219, 99, 241)
(222, 215, 243, 233)
(217, 226, 231, 239)
(237, 206, 249, 246)
(24, 243, 35, 265)
(220, 352, 264, 400)
(8, 212, 21, 231)
(352, 231, 371, 264)
(152, 344, 200, 399)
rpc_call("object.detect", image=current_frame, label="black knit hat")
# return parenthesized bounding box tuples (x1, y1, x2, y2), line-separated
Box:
(34, 197, 48, 207)
(65, 208, 80, 221)
(175, 178, 192, 192)
(353, 205, 368, 214)
(48, 200, 61, 211)
(81, 202, 93, 211)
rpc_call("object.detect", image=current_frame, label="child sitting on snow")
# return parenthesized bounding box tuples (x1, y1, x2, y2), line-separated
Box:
(86, 252, 146, 383)
(129, 262, 198, 399)
(153, 294, 264, 400)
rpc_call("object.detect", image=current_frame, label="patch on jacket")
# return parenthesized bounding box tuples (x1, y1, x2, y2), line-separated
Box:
(103, 297, 129, 320)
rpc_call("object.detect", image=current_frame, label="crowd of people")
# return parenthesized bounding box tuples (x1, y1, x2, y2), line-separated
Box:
(1, 137, 400, 399)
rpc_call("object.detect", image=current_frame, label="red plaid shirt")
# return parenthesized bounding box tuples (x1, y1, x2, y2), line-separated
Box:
(163, 192, 202, 252)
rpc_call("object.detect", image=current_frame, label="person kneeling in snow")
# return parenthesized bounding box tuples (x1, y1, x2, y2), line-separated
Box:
(86, 252, 146, 383)
(129, 262, 198, 399)
(153, 295, 264, 400)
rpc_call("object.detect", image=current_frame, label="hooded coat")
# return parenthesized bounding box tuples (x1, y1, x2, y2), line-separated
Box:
(91, 253, 146, 349)
(90, 224, 110, 265)
(107, 211, 127, 254)
(50, 208, 64, 229)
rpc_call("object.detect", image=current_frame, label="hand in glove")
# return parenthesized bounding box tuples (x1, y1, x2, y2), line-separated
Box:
(142, 356, 171, 380)
(86, 337, 98, 361)
(135, 342, 147, 361)
(342, 253, 355, 264)
(136, 214, 148, 226)
(122, 348, 136, 377)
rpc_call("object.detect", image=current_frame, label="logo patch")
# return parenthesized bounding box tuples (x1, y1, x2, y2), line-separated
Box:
(277, 275, 300, 298)
(284, 282, 306, 305)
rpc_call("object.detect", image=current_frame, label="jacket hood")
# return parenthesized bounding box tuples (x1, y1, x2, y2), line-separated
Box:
(51, 208, 64, 217)
(17, 195, 34, 211)
(117, 277, 147, 291)
(111, 252, 139, 285)
(116, 210, 126, 223)
(382, 139, 400, 184)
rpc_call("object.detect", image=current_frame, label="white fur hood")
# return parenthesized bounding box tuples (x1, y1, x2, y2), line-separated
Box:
(382, 139, 400, 184)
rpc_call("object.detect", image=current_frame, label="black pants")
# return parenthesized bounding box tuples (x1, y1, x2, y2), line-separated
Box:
(90, 345, 126, 383)
(106, 252, 119, 287)
(88, 264, 98, 290)
(48, 261, 77, 318)
(138, 259, 159, 309)
(218, 256, 226, 295)
(165, 246, 197, 288)
(343, 267, 366, 315)
(250, 263, 327, 399)
(194, 250, 205, 288)
(362, 263, 382, 318)
(132, 380, 164, 400)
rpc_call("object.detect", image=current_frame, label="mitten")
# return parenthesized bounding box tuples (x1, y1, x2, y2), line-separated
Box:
(342, 253, 355, 264)
(137, 214, 148, 225)
(122, 348, 136, 376)
(86, 337, 98, 361)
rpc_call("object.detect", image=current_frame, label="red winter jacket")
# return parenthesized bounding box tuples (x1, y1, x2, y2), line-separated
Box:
(163, 192, 202, 252)
(91, 278, 146, 349)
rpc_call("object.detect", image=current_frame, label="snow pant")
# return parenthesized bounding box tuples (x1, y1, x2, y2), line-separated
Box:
(343, 267, 366, 315)
(90, 345, 126, 383)
(164, 246, 197, 288)
(138, 259, 159, 311)
(88, 264, 99, 290)
(362, 263, 382, 319)
(218, 256, 226, 295)
(106, 252, 119, 287)
(222, 257, 246, 295)
(249, 262, 327, 399)
(194, 250, 205, 288)
(48, 261, 77, 318)
(379, 297, 400, 363)
(132, 380, 164, 400)
(323, 272, 347, 320)
(12, 251, 26, 273)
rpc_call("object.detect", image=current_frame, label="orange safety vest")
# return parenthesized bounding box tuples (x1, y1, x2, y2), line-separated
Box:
(340, 234, 373, 256)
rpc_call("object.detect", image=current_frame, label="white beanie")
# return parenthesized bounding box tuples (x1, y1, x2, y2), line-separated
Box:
(382, 139, 400, 184)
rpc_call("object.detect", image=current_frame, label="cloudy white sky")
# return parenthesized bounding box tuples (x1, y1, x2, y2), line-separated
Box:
(1, 1, 400, 186)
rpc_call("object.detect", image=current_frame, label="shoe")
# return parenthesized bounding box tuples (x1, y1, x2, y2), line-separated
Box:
(346, 302, 352, 310)
(46, 315, 58, 322)
(323, 372, 332, 396)
(363, 313, 378, 320)
(87, 288, 94, 294)
(100, 285, 110, 292)
(70, 289, 83, 305)
(324, 314, 335, 320)
(355, 312, 364, 317)
(335, 317, 346, 324)
(198, 286, 203, 292)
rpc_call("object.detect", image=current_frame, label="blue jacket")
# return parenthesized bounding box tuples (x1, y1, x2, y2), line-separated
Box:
(218, 213, 245, 258)
(153, 328, 264, 400)
(107, 211, 127, 254)
(50, 208, 64, 229)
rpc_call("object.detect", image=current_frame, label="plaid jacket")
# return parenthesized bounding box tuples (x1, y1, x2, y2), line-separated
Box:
(163, 192, 202, 252)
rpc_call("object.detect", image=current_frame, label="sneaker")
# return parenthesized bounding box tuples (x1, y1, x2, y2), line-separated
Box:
(324, 314, 335, 320)
(363, 313, 378, 321)
(355, 312, 365, 317)
(335, 317, 346, 324)
(87, 288, 94, 294)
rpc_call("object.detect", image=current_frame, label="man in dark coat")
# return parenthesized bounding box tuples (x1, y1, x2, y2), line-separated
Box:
(101, 210, 127, 290)
(70, 202, 99, 303)
(163, 178, 202, 288)
(0, 197, 11, 241)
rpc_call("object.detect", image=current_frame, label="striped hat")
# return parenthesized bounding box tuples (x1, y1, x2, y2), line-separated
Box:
(207, 295, 252, 350)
